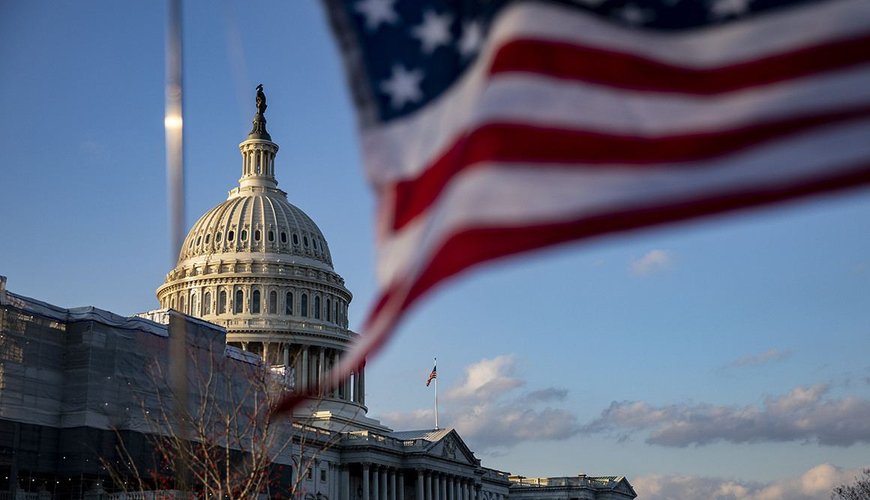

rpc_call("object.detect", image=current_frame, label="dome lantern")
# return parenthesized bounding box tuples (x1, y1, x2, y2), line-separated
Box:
(239, 84, 279, 189)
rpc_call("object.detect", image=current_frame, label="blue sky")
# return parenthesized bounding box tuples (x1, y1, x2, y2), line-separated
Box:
(1, 2, 868, 499)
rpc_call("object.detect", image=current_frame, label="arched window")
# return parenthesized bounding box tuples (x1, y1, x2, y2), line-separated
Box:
(228, 230, 234, 242)
(254, 230, 261, 242)
(268, 230, 274, 242)
(219, 290, 227, 313)
(191, 294, 198, 316)
(235, 290, 244, 314)
(303, 236, 309, 247)
(171, 297, 176, 309)
(301, 294, 308, 317)
(179, 295, 185, 313)
(292, 233, 299, 245)
(281, 232, 287, 243)
(269, 291, 277, 314)
(326, 298, 331, 322)
(334, 301, 338, 324)
(204, 292, 212, 315)
(314, 296, 321, 320)
(285, 292, 293, 315)
(241, 230, 248, 241)
(252, 290, 261, 314)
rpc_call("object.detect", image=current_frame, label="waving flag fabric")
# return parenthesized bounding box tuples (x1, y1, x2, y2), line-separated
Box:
(275, 0, 870, 412)
(427, 365, 437, 387)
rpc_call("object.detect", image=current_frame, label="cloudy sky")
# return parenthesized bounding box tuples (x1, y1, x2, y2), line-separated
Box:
(1, 2, 868, 499)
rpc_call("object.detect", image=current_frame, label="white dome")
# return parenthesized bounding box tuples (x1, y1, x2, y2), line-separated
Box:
(179, 185, 334, 270)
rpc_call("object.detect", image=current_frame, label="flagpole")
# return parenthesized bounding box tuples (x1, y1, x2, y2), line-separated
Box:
(434, 357, 438, 430)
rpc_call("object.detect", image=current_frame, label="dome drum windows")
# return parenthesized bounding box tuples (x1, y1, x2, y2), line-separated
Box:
(252, 290, 261, 314)
(314, 296, 321, 320)
(219, 290, 227, 314)
(280, 232, 287, 243)
(216, 233, 222, 243)
(254, 230, 261, 242)
(234, 290, 244, 314)
(301, 294, 308, 317)
(292, 233, 299, 245)
(228, 230, 235, 242)
(269, 291, 277, 314)
(204, 291, 212, 315)
(268, 230, 274, 242)
(285, 291, 293, 315)
(241, 230, 248, 242)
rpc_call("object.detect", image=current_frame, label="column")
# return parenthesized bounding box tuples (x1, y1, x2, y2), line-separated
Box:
(359, 362, 366, 405)
(263, 342, 270, 364)
(363, 464, 371, 500)
(332, 351, 340, 397)
(390, 469, 397, 500)
(440, 475, 447, 500)
(433, 473, 440, 500)
(454, 478, 460, 500)
(417, 470, 425, 500)
(447, 477, 454, 500)
(426, 473, 434, 500)
(301, 347, 310, 389)
(398, 471, 405, 500)
(372, 465, 380, 500)
(340, 465, 350, 500)
(380, 467, 388, 500)
(283, 344, 290, 367)
(318, 348, 326, 390)
(464, 481, 471, 500)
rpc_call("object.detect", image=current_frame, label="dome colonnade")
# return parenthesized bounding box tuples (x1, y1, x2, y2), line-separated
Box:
(156, 86, 366, 408)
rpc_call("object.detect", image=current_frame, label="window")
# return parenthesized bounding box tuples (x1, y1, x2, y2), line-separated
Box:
(204, 292, 212, 314)
(235, 290, 244, 314)
(205, 234, 210, 244)
(179, 295, 185, 312)
(216, 233, 222, 243)
(268, 230, 274, 242)
(285, 292, 293, 315)
(241, 230, 248, 241)
(252, 290, 261, 314)
(171, 297, 176, 309)
(334, 302, 338, 324)
(320, 470, 327, 482)
(219, 291, 227, 313)
(228, 230, 234, 242)
(301, 294, 308, 317)
(292, 233, 299, 245)
(313, 239, 318, 250)
(303, 236, 309, 247)
(196, 236, 201, 245)
(255, 229, 261, 242)
(191, 294, 198, 315)
(314, 296, 321, 320)
(269, 291, 277, 314)
(326, 298, 331, 322)
(281, 232, 287, 243)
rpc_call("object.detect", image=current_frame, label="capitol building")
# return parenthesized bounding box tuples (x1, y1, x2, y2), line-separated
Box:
(0, 92, 636, 500)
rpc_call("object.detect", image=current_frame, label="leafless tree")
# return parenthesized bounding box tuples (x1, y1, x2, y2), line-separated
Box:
(831, 468, 870, 500)
(102, 337, 343, 500)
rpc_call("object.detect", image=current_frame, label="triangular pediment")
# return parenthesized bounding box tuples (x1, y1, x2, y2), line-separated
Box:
(427, 429, 477, 465)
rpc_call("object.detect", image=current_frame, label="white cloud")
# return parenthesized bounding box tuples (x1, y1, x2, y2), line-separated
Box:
(633, 463, 867, 500)
(630, 250, 673, 275)
(731, 348, 792, 367)
(379, 355, 579, 450)
(446, 355, 524, 402)
(582, 383, 870, 447)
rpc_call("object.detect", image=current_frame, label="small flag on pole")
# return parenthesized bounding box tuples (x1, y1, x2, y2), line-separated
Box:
(426, 365, 437, 387)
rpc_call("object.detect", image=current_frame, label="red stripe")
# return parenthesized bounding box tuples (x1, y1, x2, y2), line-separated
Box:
(391, 163, 870, 330)
(490, 33, 870, 93)
(390, 106, 870, 232)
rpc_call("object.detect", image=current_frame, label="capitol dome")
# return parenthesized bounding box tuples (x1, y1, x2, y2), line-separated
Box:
(156, 87, 374, 425)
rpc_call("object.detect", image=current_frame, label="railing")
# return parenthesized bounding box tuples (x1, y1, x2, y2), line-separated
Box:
(0, 492, 45, 500)
(109, 491, 190, 500)
(509, 476, 614, 488)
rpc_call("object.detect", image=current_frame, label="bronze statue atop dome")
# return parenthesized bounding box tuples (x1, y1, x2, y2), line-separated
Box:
(249, 84, 272, 140)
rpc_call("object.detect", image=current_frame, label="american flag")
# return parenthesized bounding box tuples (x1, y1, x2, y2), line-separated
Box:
(275, 0, 870, 412)
(427, 365, 437, 386)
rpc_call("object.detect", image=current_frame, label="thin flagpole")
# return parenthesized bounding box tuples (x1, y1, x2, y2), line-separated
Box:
(434, 357, 438, 430)
(165, 0, 189, 489)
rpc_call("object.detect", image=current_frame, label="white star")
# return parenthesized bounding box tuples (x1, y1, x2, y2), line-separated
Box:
(380, 64, 424, 109)
(355, 0, 398, 32)
(709, 0, 751, 19)
(412, 10, 453, 54)
(616, 3, 656, 26)
(458, 21, 484, 58)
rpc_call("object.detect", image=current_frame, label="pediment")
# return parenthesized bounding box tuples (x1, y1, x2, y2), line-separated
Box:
(428, 430, 476, 465)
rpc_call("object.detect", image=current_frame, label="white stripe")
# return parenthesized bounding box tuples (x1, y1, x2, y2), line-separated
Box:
(365, 66, 870, 187)
(362, 0, 870, 185)
(491, 0, 870, 67)
(375, 118, 870, 285)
